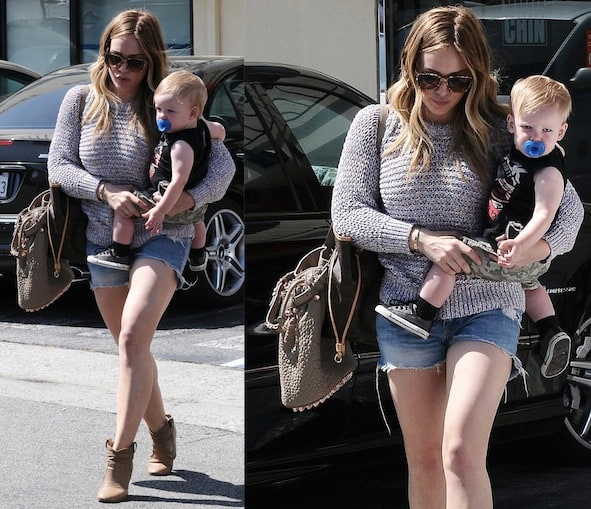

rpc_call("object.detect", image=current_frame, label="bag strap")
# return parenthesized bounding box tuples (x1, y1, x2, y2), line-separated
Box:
(328, 104, 388, 361)
(47, 185, 69, 277)
(79, 85, 89, 119)
(376, 104, 388, 152)
(327, 233, 361, 363)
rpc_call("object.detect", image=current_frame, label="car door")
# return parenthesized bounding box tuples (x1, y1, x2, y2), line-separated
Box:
(245, 65, 374, 337)
(245, 64, 376, 480)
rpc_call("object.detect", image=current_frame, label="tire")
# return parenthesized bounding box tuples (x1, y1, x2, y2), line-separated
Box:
(193, 197, 245, 306)
(554, 314, 591, 465)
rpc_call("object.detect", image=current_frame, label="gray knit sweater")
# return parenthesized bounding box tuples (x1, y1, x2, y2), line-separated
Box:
(48, 85, 236, 249)
(331, 104, 584, 319)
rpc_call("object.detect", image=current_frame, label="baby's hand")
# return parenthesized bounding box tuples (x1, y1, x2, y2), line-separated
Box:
(143, 208, 165, 234)
(496, 238, 522, 268)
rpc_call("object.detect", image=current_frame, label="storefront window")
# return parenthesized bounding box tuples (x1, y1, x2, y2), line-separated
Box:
(80, 0, 192, 63)
(6, 0, 71, 74)
(4, 0, 191, 74)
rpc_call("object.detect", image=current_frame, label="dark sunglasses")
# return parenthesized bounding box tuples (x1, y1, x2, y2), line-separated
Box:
(415, 72, 472, 93)
(105, 52, 147, 73)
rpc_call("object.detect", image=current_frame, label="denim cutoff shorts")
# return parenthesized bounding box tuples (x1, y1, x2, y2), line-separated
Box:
(87, 235, 191, 290)
(376, 308, 524, 380)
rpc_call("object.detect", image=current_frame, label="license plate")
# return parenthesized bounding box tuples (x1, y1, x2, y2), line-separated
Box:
(0, 173, 8, 199)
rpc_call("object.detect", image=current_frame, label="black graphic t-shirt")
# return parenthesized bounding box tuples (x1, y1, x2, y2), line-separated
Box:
(148, 118, 212, 193)
(485, 145, 567, 239)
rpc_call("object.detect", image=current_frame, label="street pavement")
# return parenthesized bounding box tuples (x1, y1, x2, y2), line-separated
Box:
(0, 303, 244, 508)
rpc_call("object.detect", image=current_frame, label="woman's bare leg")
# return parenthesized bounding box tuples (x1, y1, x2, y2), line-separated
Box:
(386, 367, 448, 508)
(443, 341, 511, 509)
(93, 258, 177, 449)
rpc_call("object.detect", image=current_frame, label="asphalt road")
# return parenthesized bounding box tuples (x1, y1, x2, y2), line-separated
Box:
(4, 280, 591, 508)
(0, 279, 245, 508)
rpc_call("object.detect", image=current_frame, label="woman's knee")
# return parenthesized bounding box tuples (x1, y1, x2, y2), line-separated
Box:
(442, 436, 485, 477)
(118, 328, 152, 362)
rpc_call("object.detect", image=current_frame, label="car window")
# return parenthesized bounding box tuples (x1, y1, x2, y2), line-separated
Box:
(244, 91, 301, 214)
(209, 70, 244, 137)
(544, 17, 591, 82)
(0, 74, 34, 103)
(264, 85, 360, 187)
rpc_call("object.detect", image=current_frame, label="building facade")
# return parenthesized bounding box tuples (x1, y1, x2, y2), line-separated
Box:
(0, 0, 244, 74)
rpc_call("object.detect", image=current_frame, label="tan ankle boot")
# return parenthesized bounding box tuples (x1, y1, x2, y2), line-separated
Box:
(97, 439, 135, 503)
(147, 414, 176, 476)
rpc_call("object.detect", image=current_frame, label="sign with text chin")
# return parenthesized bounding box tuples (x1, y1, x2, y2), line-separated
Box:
(502, 19, 547, 45)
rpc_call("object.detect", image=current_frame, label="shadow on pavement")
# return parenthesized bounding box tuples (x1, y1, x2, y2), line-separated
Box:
(133, 469, 244, 506)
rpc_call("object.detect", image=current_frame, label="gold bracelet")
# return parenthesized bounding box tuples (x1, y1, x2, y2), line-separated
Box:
(97, 180, 107, 202)
(411, 226, 421, 253)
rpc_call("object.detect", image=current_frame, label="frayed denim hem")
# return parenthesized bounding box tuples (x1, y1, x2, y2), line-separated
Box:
(375, 362, 446, 436)
(378, 361, 446, 374)
(375, 343, 529, 431)
(508, 352, 529, 400)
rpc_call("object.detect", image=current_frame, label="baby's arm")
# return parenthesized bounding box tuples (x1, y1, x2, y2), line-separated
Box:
(497, 166, 565, 267)
(143, 140, 193, 234)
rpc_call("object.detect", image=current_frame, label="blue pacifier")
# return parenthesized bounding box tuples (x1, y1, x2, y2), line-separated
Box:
(157, 118, 171, 132)
(523, 140, 545, 158)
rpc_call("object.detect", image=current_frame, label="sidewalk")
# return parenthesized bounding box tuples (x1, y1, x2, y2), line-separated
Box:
(0, 342, 244, 508)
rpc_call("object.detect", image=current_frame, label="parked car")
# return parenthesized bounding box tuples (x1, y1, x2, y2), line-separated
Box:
(0, 60, 40, 103)
(245, 9, 591, 484)
(0, 56, 244, 306)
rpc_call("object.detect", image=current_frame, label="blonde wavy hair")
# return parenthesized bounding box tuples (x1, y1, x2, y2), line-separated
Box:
(86, 9, 168, 145)
(387, 5, 507, 181)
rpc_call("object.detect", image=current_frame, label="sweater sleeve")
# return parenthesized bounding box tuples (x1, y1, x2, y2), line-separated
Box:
(186, 139, 236, 209)
(331, 104, 414, 254)
(543, 180, 584, 260)
(47, 85, 102, 200)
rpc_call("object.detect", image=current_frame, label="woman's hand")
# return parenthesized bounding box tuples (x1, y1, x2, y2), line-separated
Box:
(102, 183, 148, 218)
(153, 190, 195, 216)
(203, 118, 226, 141)
(417, 228, 482, 275)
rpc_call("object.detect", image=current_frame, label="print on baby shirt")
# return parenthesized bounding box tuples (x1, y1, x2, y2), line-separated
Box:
(486, 146, 566, 238)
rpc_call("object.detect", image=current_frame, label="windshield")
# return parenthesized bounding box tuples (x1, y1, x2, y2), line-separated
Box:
(0, 72, 88, 129)
(481, 18, 576, 95)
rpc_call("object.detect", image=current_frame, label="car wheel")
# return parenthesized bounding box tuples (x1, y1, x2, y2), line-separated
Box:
(195, 197, 245, 306)
(556, 313, 591, 464)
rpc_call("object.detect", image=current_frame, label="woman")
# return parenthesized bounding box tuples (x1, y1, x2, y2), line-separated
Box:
(47, 10, 235, 503)
(331, 6, 582, 509)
